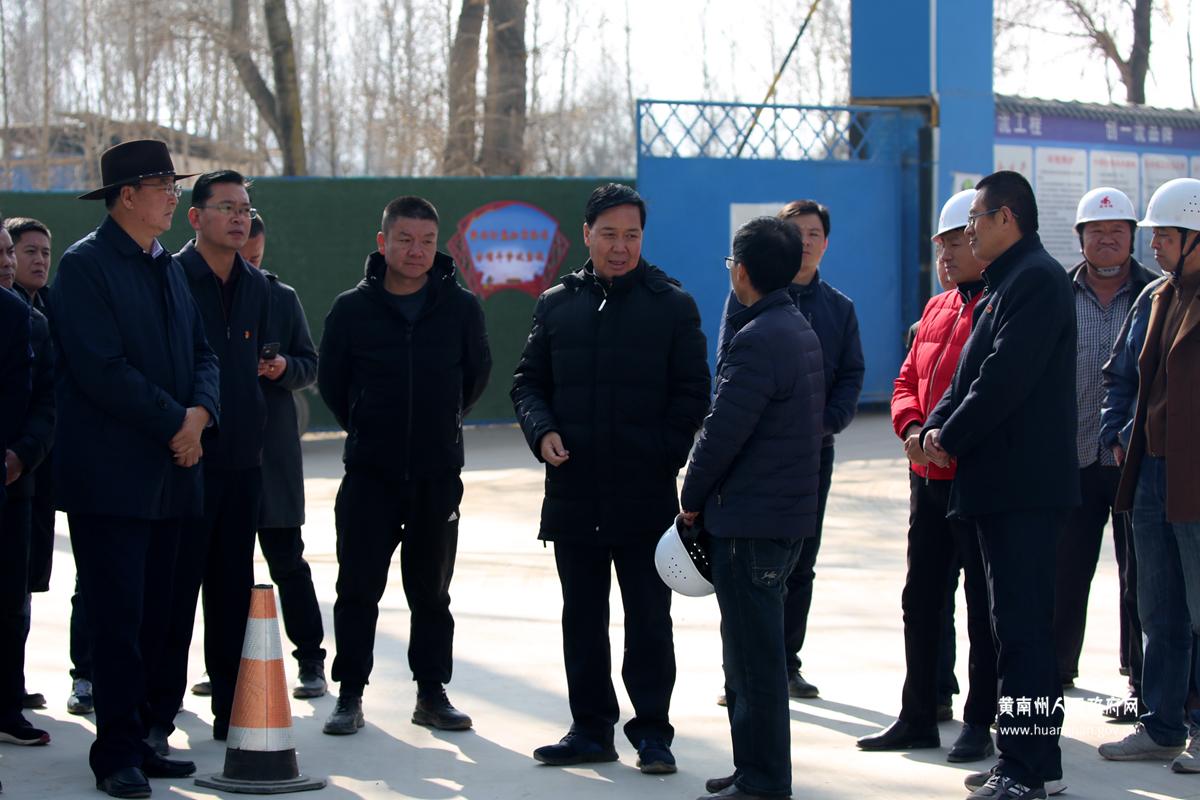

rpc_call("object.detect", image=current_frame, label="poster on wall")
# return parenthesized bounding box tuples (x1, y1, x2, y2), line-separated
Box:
(1141, 154, 1188, 259)
(994, 144, 1033, 179)
(1035, 147, 1089, 266)
(446, 201, 571, 300)
(1089, 151, 1140, 208)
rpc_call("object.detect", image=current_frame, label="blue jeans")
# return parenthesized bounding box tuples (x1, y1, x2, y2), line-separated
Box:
(712, 536, 805, 798)
(1132, 456, 1200, 746)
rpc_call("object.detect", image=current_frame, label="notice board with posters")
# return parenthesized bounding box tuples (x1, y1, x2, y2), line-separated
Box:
(992, 94, 1200, 270)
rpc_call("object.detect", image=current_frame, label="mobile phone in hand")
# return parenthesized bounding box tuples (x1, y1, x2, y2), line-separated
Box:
(259, 341, 280, 361)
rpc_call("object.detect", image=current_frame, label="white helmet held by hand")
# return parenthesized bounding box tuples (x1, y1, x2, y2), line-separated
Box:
(1075, 187, 1137, 229)
(655, 516, 714, 597)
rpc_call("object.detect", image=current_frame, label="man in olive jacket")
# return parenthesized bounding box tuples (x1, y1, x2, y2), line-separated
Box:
(511, 183, 710, 773)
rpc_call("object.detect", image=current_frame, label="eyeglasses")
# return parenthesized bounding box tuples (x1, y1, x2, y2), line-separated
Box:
(965, 207, 1018, 227)
(724, 256, 735, 270)
(197, 203, 259, 219)
(138, 181, 183, 199)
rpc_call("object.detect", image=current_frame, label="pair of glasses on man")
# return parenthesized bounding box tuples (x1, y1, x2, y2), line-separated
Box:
(196, 203, 260, 219)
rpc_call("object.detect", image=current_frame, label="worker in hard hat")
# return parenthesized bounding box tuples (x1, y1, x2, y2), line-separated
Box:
(859, 189, 999, 766)
(1053, 187, 1157, 719)
(1099, 178, 1200, 773)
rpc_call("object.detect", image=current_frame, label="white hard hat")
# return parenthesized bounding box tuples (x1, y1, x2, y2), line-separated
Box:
(932, 190, 976, 240)
(1075, 187, 1137, 229)
(655, 517, 714, 597)
(1139, 178, 1200, 230)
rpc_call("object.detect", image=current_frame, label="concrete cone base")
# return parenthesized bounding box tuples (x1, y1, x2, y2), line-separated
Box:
(194, 772, 326, 794)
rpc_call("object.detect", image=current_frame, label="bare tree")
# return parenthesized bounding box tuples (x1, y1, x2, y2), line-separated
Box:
(443, 0, 485, 174)
(478, 0, 527, 175)
(229, 0, 307, 174)
(1061, 0, 1151, 104)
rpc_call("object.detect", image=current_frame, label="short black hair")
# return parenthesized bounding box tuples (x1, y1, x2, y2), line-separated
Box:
(976, 170, 1038, 235)
(732, 216, 804, 295)
(248, 214, 266, 239)
(382, 195, 439, 234)
(5, 217, 50, 243)
(778, 199, 830, 237)
(191, 170, 250, 209)
(584, 183, 646, 228)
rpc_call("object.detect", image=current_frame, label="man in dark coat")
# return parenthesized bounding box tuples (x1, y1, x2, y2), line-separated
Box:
(145, 170, 271, 752)
(924, 171, 1078, 800)
(242, 215, 326, 699)
(318, 195, 491, 736)
(718, 199, 864, 700)
(0, 237, 38, 749)
(51, 139, 218, 797)
(511, 183, 710, 773)
(6, 217, 66, 713)
(681, 217, 824, 800)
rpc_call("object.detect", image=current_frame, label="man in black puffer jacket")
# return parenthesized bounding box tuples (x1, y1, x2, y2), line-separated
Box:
(318, 196, 491, 738)
(512, 183, 710, 774)
(682, 216, 824, 800)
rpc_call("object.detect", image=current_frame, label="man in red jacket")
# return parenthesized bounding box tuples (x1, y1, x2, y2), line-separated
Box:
(858, 189, 1000, 764)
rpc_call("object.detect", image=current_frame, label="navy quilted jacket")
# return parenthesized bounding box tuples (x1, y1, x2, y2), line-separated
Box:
(682, 289, 825, 539)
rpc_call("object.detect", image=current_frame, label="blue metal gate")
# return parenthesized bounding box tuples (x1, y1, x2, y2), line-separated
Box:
(636, 99, 925, 404)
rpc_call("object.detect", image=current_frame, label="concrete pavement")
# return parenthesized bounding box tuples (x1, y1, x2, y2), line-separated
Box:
(6, 413, 1196, 799)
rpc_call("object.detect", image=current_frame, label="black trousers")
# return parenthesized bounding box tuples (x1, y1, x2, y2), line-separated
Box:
(331, 470, 462, 696)
(147, 465, 260, 733)
(70, 576, 91, 681)
(0, 498, 31, 721)
(784, 444, 835, 672)
(258, 526, 325, 664)
(69, 513, 179, 780)
(978, 509, 1064, 787)
(1053, 462, 1142, 691)
(553, 539, 675, 748)
(900, 475, 997, 726)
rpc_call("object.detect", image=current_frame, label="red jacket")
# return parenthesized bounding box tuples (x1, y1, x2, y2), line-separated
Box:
(891, 283, 984, 479)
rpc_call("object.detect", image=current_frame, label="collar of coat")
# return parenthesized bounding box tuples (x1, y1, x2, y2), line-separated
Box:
(788, 269, 823, 299)
(360, 249, 457, 290)
(97, 215, 172, 263)
(727, 287, 794, 333)
(955, 279, 986, 302)
(981, 233, 1043, 292)
(565, 258, 681, 296)
(176, 239, 254, 284)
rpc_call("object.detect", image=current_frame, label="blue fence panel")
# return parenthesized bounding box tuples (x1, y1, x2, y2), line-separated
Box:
(636, 100, 922, 405)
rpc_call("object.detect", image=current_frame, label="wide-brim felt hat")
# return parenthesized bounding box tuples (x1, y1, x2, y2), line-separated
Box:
(78, 139, 198, 200)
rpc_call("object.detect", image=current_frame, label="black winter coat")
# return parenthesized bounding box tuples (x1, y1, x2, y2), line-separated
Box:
(511, 259, 711, 544)
(719, 272, 863, 446)
(682, 290, 825, 538)
(178, 241, 271, 470)
(924, 233, 1080, 518)
(259, 271, 318, 528)
(7, 305, 53, 501)
(51, 217, 220, 520)
(0, 287, 31, 504)
(318, 251, 492, 477)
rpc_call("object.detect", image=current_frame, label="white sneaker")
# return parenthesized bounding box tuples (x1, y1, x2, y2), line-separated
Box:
(1173, 729, 1200, 773)
(964, 765, 1066, 795)
(1099, 723, 1185, 761)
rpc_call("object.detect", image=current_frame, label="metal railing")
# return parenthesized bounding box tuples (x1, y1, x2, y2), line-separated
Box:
(637, 99, 898, 162)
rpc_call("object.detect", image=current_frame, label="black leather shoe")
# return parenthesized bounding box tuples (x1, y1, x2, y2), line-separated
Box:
(697, 784, 779, 799)
(533, 732, 618, 766)
(705, 773, 737, 792)
(787, 672, 819, 699)
(412, 688, 472, 731)
(96, 767, 151, 798)
(141, 753, 196, 779)
(856, 719, 940, 751)
(947, 723, 995, 762)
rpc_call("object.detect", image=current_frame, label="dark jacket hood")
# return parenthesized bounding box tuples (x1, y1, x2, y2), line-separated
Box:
(563, 258, 681, 294)
(358, 250, 458, 291)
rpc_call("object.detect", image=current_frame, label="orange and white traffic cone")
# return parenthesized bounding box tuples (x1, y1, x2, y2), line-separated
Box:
(196, 584, 325, 794)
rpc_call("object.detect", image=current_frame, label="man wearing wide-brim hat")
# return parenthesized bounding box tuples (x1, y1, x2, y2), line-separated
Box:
(49, 139, 220, 798)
